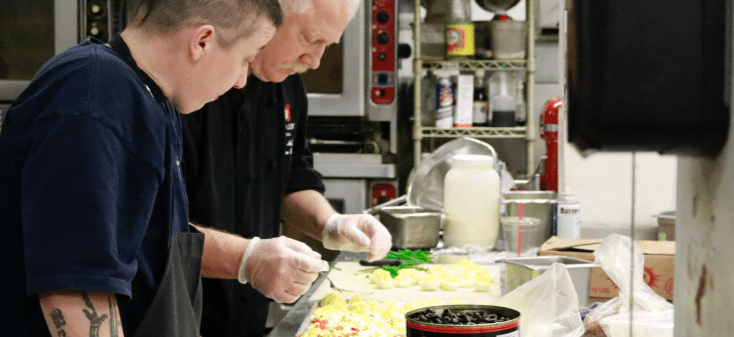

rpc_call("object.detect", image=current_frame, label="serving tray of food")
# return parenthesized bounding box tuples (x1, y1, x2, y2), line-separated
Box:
(308, 259, 502, 305)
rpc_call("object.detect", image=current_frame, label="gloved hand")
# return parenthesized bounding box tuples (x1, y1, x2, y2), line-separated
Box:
(239, 236, 328, 303)
(322, 214, 393, 262)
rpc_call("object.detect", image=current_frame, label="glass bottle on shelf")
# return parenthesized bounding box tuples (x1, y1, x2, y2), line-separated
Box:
(515, 80, 526, 126)
(421, 71, 437, 127)
(472, 69, 489, 126)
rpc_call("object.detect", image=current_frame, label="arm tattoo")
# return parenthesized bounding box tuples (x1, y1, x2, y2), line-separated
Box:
(49, 309, 68, 337)
(108, 295, 120, 337)
(82, 293, 108, 337)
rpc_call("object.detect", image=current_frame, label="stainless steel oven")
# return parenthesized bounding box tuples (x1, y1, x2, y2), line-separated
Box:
(304, 0, 405, 212)
(302, 0, 398, 121)
(0, 0, 125, 102)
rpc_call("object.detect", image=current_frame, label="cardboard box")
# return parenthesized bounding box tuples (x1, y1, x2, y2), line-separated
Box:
(452, 74, 473, 127)
(538, 237, 675, 301)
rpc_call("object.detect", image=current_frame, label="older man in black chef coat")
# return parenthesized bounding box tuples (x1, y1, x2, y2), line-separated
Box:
(180, 0, 393, 336)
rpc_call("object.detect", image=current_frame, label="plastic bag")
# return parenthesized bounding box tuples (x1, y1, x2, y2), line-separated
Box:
(494, 263, 585, 337)
(582, 234, 674, 337)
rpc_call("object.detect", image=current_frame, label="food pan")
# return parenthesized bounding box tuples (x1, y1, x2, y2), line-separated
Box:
(378, 206, 442, 249)
(503, 256, 596, 305)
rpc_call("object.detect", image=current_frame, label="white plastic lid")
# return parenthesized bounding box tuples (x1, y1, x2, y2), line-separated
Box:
(558, 186, 576, 200)
(451, 154, 494, 167)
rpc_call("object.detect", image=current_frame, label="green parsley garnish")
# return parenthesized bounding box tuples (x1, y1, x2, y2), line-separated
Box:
(381, 250, 433, 277)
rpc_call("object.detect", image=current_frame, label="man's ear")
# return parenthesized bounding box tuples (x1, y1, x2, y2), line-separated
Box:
(190, 25, 217, 62)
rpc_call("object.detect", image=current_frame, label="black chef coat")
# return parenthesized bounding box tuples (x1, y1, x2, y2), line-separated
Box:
(181, 75, 326, 337)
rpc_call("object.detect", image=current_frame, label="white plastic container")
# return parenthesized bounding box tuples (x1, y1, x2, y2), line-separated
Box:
(490, 20, 527, 59)
(443, 154, 501, 248)
(555, 186, 581, 239)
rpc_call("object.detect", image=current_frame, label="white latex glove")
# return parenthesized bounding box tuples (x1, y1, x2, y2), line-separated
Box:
(322, 214, 393, 262)
(238, 236, 328, 303)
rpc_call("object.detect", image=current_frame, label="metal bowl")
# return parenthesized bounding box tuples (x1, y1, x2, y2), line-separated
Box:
(474, 0, 521, 13)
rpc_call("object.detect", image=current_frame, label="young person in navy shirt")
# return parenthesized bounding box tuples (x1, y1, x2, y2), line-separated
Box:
(0, 1, 328, 336)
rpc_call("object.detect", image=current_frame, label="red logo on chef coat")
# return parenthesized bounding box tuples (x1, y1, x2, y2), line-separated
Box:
(284, 104, 291, 121)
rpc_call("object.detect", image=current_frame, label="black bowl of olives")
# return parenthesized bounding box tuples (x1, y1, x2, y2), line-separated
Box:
(405, 305, 520, 337)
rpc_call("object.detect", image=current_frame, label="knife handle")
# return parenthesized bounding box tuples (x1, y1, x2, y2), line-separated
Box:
(358, 259, 401, 267)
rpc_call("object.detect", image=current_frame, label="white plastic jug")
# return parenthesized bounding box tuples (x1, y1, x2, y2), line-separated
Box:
(443, 154, 501, 248)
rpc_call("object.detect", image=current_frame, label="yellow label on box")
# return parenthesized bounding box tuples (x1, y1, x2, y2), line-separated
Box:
(446, 24, 475, 56)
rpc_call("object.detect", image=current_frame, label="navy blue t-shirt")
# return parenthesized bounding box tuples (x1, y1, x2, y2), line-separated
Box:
(0, 37, 190, 336)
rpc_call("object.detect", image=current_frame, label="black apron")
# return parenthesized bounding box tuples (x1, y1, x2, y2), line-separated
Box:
(134, 226, 205, 337)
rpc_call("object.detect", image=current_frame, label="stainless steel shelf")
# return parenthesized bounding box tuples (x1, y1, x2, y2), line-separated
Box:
(412, 0, 537, 173)
(419, 127, 527, 138)
(420, 59, 528, 71)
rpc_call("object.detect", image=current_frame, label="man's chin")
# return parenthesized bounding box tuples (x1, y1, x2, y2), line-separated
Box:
(267, 71, 292, 83)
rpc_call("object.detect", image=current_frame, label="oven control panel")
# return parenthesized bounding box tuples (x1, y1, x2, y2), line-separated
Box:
(369, 0, 396, 105)
(80, 0, 125, 43)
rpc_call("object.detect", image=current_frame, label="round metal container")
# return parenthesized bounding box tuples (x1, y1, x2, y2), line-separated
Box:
(474, 0, 521, 13)
(405, 304, 520, 336)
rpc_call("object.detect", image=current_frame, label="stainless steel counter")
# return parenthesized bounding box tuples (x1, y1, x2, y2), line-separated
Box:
(267, 251, 367, 337)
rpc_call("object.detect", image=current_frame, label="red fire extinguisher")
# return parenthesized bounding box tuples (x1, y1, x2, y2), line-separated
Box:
(540, 97, 562, 192)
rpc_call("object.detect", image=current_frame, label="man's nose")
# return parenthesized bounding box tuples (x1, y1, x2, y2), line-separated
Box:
(302, 46, 326, 70)
(233, 68, 249, 89)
